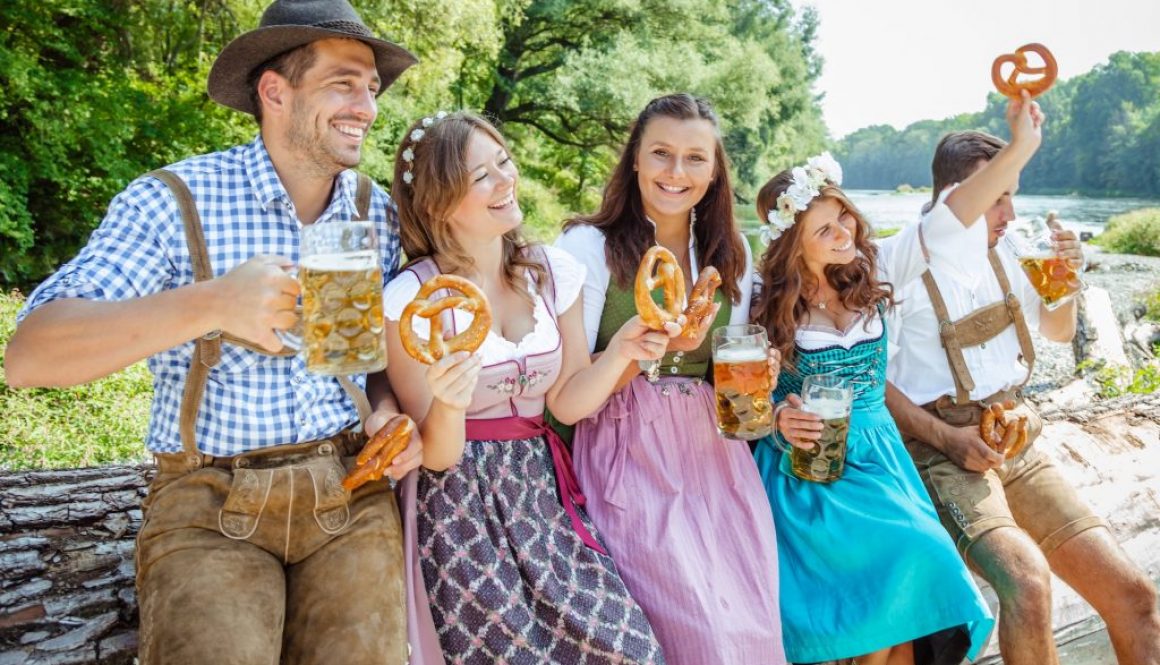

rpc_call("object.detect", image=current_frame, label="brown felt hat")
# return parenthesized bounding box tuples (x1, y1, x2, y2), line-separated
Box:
(208, 0, 417, 116)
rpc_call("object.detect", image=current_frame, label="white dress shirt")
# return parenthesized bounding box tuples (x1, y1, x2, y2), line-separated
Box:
(886, 202, 1044, 405)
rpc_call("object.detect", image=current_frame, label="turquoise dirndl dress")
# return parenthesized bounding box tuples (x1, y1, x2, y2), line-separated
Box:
(754, 322, 994, 664)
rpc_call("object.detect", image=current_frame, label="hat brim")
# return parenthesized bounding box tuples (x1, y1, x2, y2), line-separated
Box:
(208, 25, 418, 116)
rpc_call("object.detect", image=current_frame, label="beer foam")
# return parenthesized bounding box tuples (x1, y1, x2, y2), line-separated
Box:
(802, 397, 850, 419)
(714, 345, 768, 363)
(300, 251, 378, 271)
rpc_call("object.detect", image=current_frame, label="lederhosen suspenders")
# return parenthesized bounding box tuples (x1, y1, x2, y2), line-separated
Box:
(150, 169, 375, 466)
(920, 249, 1037, 405)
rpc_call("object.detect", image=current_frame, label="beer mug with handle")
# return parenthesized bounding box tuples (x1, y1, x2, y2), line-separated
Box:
(1005, 211, 1083, 310)
(289, 221, 387, 375)
(711, 324, 774, 440)
(789, 374, 853, 483)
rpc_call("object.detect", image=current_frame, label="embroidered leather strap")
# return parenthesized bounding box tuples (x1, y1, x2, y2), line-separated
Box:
(920, 248, 1037, 405)
(151, 169, 374, 464)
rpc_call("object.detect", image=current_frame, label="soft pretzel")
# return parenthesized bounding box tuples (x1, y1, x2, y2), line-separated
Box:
(992, 43, 1058, 99)
(681, 266, 721, 337)
(342, 415, 415, 491)
(635, 246, 687, 330)
(978, 402, 1028, 459)
(399, 274, 492, 364)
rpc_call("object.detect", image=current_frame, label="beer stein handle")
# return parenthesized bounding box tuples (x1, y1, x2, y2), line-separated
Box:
(274, 264, 304, 352)
(766, 401, 800, 454)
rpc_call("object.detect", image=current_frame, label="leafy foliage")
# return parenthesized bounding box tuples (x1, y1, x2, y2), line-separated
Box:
(1, 0, 827, 292)
(1090, 208, 1160, 257)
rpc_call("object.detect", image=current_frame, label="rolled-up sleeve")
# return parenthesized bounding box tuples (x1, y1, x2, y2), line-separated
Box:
(18, 177, 176, 323)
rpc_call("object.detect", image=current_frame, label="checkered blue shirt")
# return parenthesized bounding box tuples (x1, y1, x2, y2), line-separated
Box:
(18, 137, 401, 456)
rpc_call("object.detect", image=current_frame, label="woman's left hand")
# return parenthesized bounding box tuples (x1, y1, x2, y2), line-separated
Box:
(667, 302, 721, 353)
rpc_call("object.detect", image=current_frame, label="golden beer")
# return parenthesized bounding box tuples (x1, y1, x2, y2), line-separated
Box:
(300, 250, 386, 375)
(713, 346, 774, 440)
(791, 398, 851, 483)
(1018, 256, 1081, 309)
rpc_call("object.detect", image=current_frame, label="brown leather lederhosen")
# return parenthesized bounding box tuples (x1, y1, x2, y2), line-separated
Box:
(920, 249, 1037, 411)
(149, 169, 374, 469)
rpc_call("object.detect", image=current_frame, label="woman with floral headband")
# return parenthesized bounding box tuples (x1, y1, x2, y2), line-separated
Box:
(749, 153, 994, 665)
(555, 93, 785, 664)
(383, 110, 668, 664)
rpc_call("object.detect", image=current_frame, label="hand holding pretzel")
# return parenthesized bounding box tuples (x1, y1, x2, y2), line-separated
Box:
(978, 401, 1029, 460)
(992, 43, 1057, 99)
(400, 275, 492, 364)
(635, 246, 687, 330)
(681, 266, 721, 338)
(343, 415, 416, 491)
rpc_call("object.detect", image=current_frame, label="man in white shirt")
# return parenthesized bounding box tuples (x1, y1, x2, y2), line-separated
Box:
(885, 120, 1160, 664)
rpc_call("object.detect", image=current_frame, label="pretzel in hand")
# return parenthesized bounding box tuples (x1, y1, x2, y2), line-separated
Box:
(978, 401, 1029, 460)
(400, 274, 492, 364)
(992, 43, 1058, 99)
(680, 266, 721, 337)
(635, 246, 687, 330)
(343, 415, 415, 491)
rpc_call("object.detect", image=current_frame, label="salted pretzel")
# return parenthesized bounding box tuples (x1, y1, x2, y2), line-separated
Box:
(342, 415, 415, 491)
(680, 266, 721, 337)
(635, 246, 687, 330)
(992, 43, 1058, 99)
(978, 401, 1029, 460)
(399, 274, 492, 364)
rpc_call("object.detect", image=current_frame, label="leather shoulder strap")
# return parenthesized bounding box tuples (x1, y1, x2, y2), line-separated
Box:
(988, 249, 1036, 388)
(920, 269, 975, 404)
(149, 169, 220, 461)
(354, 172, 372, 221)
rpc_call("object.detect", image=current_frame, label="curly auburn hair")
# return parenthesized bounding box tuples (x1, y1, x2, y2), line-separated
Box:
(751, 170, 895, 366)
(390, 111, 544, 302)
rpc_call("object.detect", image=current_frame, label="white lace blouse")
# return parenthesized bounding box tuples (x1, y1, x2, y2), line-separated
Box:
(382, 245, 586, 366)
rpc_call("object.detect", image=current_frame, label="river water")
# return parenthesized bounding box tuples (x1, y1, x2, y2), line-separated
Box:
(844, 190, 1160, 235)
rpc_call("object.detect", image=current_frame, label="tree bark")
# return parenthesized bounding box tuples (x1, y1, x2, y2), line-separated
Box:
(0, 466, 150, 665)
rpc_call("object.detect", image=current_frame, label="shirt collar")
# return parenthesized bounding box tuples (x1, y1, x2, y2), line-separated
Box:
(244, 136, 361, 222)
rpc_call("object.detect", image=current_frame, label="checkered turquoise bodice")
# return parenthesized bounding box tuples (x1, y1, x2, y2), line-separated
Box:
(772, 313, 888, 411)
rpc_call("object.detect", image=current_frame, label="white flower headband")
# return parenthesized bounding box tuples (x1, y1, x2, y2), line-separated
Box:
(401, 110, 450, 185)
(760, 151, 844, 244)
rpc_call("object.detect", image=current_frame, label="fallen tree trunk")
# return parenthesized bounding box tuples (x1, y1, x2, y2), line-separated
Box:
(0, 466, 149, 665)
(2, 394, 1158, 664)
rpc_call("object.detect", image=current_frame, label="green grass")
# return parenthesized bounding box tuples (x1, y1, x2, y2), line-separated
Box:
(1091, 207, 1160, 257)
(0, 291, 152, 470)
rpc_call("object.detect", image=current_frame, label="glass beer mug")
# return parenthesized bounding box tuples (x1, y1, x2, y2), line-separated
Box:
(711, 324, 774, 440)
(788, 374, 854, 483)
(287, 221, 387, 375)
(1004, 212, 1083, 310)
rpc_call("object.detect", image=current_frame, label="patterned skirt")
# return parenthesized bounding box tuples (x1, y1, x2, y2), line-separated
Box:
(417, 435, 665, 665)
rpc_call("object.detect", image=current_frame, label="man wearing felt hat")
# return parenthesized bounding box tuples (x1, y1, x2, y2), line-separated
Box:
(6, 1, 421, 662)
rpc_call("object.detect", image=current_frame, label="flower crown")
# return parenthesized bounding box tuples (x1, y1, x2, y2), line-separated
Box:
(760, 151, 844, 244)
(400, 110, 450, 185)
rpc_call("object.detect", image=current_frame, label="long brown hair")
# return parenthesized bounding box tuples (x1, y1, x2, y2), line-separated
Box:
(751, 170, 895, 365)
(391, 111, 544, 301)
(562, 93, 745, 303)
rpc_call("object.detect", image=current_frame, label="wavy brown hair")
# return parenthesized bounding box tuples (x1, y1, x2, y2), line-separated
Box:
(751, 170, 895, 365)
(562, 93, 745, 303)
(391, 111, 544, 302)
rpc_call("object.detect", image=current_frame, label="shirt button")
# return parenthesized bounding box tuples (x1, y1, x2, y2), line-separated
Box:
(980, 343, 987, 349)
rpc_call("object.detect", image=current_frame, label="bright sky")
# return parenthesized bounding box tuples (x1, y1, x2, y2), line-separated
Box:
(791, 0, 1160, 138)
